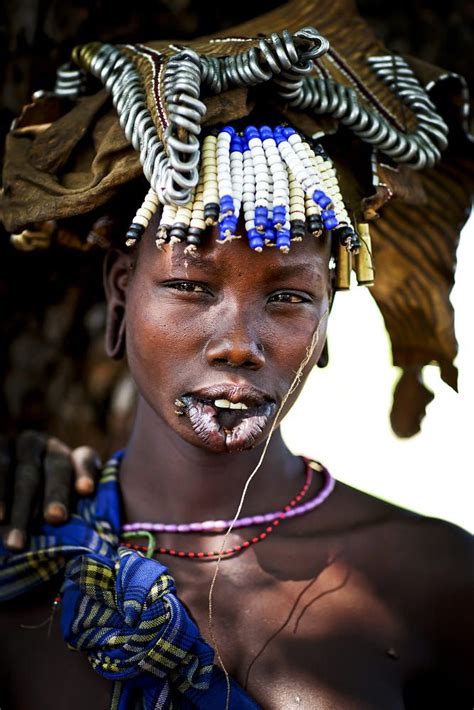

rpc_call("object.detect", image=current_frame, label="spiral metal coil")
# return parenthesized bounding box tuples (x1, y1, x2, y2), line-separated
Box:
(78, 43, 178, 203)
(54, 62, 88, 98)
(200, 27, 329, 94)
(162, 49, 207, 202)
(283, 53, 448, 169)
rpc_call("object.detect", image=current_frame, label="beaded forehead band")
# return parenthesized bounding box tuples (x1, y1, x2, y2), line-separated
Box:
(127, 124, 358, 257)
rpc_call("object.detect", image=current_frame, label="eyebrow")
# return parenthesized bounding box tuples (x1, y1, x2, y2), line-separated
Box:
(263, 262, 323, 282)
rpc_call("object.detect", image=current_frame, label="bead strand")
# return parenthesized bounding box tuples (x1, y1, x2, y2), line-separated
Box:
(121, 518, 285, 560)
(217, 126, 235, 241)
(125, 188, 159, 247)
(121, 460, 335, 535)
(156, 202, 178, 248)
(202, 133, 219, 226)
(261, 126, 291, 252)
(289, 170, 306, 241)
(169, 193, 194, 245)
(228, 133, 244, 238)
(264, 169, 276, 246)
(242, 138, 263, 251)
(244, 126, 269, 235)
(186, 171, 205, 252)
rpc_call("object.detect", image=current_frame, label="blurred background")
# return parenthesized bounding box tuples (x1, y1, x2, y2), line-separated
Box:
(0, 1, 472, 530)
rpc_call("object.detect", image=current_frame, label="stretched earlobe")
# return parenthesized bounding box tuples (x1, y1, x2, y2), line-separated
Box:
(317, 339, 329, 368)
(105, 303, 126, 360)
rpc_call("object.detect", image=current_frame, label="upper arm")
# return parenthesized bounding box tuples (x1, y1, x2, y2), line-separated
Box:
(424, 518, 474, 699)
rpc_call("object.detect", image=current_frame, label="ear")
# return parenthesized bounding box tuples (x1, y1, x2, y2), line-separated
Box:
(103, 249, 133, 360)
(317, 272, 335, 369)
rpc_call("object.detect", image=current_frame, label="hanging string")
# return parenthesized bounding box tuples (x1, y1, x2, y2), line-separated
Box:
(207, 304, 330, 709)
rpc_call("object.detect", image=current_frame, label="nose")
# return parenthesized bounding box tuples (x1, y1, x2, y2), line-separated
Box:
(205, 317, 265, 371)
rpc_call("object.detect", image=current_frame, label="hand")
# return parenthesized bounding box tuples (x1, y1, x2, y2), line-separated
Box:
(0, 431, 101, 551)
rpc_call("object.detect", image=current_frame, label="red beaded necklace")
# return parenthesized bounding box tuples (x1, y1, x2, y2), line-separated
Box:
(120, 460, 313, 561)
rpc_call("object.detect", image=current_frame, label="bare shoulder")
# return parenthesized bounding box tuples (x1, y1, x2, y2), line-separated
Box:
(335, 478, 473, 586)
(332, 480, 473, 697)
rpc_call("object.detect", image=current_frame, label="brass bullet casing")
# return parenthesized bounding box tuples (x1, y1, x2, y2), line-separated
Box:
(354, 222, 375, 286)
(335, 242, 352, 290)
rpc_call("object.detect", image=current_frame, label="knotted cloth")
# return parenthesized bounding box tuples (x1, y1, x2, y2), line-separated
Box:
(0, 453, 261, 709)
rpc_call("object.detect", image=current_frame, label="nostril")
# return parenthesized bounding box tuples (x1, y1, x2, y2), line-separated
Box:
(213, 357, 228, 365)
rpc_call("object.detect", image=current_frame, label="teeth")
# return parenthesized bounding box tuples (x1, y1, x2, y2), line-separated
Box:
(215, 399, 232, 408)
(214, 399, 249, 410)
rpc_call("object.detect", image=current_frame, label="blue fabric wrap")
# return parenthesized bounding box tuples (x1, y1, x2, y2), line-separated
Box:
(0, 452, 261, 710)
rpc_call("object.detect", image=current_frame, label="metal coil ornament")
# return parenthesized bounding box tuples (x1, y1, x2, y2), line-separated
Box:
(162, 49, 207, 203)
(65, 26, 449, 215)
(282, 54, 448, 170)
(200, 28, 329, 93)
(54, 62, 88, 98)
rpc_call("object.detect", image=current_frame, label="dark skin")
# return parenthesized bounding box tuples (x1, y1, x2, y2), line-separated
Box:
(1, 217, 473, 709)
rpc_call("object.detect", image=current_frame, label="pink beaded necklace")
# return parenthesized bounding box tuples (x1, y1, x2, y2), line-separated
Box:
(120, 459, 335, 560)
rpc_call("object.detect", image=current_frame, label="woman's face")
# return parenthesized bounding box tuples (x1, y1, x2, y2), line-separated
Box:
(110, 218, 332, 453)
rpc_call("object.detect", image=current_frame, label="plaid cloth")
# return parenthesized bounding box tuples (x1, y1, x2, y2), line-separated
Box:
(0, 453, 260, 710)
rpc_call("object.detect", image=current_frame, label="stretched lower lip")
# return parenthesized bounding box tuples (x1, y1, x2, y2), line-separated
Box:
(180, 395, 277, 453)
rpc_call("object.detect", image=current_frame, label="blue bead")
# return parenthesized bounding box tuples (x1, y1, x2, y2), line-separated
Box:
(221, 215, 237, 230)
(259, 125, 273, 141)
(312, 190, 332, 209)
(220, 195, 234, 213)
(276, 232, 291, 250)
(321, 209, 336, 219)
(282, 126, 296, 138)
(244, 126, 259, 140)
(273, 129, 285, 146)
(221, 126, 236, 137)
(323, 217, 339, 230)
(264, 227, 275, 242)
(248, 231, 264, 250)
(254, 206, 268, 228)
(230, 135, 243, 152)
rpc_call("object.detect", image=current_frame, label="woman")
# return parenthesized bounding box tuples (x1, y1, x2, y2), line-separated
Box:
(1, 0, 473, 707)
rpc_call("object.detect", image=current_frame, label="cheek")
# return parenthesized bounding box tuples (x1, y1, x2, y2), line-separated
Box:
(124, 281, 208, 392)
(265, 303, 328, 370)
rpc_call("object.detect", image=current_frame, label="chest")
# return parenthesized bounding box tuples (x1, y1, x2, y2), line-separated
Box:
(0, 556, 430, 710)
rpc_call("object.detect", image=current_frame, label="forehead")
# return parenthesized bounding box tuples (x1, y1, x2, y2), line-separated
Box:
(137, 213, 331, 283)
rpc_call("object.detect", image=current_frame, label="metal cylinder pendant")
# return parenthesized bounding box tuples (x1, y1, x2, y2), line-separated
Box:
(335, 242, 352, 290)
(354, 222, 374, 286)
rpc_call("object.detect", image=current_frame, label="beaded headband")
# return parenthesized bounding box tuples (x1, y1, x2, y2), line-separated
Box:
(126, 124, 361, 269)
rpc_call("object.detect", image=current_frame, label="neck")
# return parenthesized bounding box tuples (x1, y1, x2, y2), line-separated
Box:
(119, 396, 304, 524)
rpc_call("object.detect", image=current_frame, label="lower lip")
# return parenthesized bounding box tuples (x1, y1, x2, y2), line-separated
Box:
(181, 396, 277, 453)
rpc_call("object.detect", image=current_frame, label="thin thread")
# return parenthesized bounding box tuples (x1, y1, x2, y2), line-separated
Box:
(207, 305, 329, 709)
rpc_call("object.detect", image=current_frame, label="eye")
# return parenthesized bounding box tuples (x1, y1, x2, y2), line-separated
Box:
(268, 291, 312, 304)
(164, 280, 211, 294)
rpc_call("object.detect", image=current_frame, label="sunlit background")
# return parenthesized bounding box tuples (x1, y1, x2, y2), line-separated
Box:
(282, 213, 473, 533)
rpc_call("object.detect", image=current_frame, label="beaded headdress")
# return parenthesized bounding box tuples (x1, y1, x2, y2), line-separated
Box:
(0, 0, 472, 435)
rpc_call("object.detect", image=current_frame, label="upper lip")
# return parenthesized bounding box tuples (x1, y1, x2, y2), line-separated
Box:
(185, 384, 275, 407)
